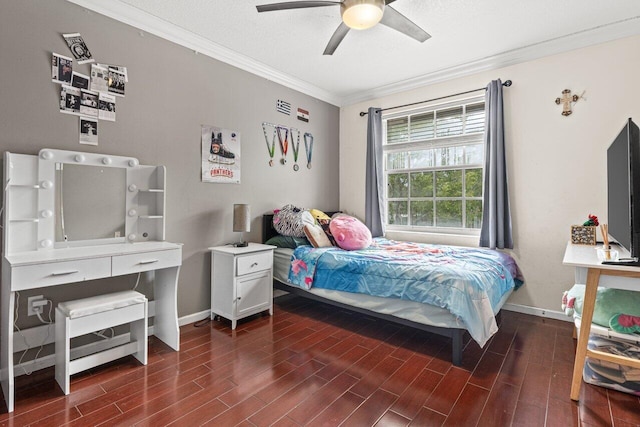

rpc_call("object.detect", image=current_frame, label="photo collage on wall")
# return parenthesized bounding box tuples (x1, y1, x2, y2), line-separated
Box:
(52, 33, 128, 146)
(201, 125, 241, 184)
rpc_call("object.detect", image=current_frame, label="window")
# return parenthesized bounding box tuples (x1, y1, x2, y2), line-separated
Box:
(383, 98, 485, 233)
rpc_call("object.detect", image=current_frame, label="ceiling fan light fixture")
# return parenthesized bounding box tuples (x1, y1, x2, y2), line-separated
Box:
(341, 0, 384, 30)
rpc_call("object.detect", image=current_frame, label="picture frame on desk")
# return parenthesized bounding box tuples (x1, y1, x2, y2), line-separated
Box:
(571, 225, 596, 245)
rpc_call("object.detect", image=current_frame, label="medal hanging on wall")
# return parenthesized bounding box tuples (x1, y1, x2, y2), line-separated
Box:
(290, 128, 301, 171)
(304, 132, 314, 169)
(276, 126, 289, 165)
(261, 122, 277, 166)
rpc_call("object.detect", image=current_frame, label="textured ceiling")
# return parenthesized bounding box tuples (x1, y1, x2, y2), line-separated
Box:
(72, 0, 640, 105)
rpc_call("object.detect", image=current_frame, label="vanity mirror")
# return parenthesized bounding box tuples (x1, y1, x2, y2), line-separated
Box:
(55, 163, 126, 244)
(2, 148, 166, 253)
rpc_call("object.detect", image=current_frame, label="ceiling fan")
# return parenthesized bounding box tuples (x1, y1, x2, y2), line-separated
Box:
(255, 0, 431, 55)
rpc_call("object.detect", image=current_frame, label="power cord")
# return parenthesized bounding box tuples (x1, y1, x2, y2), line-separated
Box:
(132, 271, 141, 291)
(14, 292, 53, 375)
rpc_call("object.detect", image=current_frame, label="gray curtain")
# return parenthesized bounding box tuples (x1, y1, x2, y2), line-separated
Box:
(479, 79, 513, 249)
(365, 107, 384, 237)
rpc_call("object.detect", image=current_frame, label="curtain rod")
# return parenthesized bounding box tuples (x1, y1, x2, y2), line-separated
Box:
(359, 79, 512, 117)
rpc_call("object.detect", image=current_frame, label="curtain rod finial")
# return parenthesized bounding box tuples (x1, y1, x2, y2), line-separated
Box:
(504, 80, 512, 87)
(360, 111, 367, 117)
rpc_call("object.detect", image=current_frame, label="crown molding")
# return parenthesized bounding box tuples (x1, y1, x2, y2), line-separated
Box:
(65, 0, 342, 106)
(65, 1, 639, 108)
(338, 16, 640, 106)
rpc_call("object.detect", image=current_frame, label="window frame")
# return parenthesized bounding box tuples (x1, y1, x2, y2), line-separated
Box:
(382, 95, 485, 236)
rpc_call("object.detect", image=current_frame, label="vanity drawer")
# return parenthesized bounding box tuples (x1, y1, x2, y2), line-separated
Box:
(12, 258, 111, 291)
(112, 248, 181, 276)
(236, 251, 273, 276)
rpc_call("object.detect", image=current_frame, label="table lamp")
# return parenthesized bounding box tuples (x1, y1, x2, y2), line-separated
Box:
(233, 204, 250, 247)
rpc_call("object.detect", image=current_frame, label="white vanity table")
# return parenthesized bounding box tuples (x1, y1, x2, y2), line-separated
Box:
(1, 149, 182, 412)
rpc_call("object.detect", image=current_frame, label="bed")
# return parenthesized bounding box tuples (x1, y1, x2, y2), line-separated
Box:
(262, 213, 523, 366)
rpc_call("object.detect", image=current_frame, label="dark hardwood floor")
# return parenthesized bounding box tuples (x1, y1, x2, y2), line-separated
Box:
(2, 294, 640, 426)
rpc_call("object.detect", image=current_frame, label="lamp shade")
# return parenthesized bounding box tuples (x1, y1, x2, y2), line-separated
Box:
(233, 204, 251, 233)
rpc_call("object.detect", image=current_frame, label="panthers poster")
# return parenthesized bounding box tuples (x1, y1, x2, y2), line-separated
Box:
(201, 125, 241, 184)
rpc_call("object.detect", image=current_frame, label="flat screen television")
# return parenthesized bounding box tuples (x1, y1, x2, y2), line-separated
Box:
(607, 118, 640, 262)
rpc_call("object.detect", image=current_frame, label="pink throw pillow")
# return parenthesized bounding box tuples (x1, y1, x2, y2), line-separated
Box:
(329, 215, 372, 250)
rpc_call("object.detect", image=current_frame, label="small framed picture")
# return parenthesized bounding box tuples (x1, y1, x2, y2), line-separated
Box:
(570, 225, 596, 245)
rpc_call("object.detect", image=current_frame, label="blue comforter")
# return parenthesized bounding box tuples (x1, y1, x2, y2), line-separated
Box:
(288, 238, 523, 347)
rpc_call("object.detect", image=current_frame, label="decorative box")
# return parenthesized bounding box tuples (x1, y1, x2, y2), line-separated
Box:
(571, 225, 596, 245)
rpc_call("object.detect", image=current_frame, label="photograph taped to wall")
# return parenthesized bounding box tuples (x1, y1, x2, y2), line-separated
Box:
(98, 92, 116, 121)
(79, 117, 98, 145)
(51, 52, 72, 85)
(90, 64, 109, 93)
(201, 125, 241, 184)
(62, 33, 94, 64)
(71, 72, 89, 89)
(100, 64, 129, 83)
(107, 68, 126, 97)
(59, 85, 81, 115)
(79, 89, 99, 118)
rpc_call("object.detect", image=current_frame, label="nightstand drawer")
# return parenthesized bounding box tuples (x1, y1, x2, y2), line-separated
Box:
(236, 251, 273, 276)
(12, 258, 111, 291)
(112, 248, 182, 276)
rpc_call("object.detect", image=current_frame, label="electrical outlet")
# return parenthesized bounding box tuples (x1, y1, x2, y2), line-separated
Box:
(27, 295, 45, 316)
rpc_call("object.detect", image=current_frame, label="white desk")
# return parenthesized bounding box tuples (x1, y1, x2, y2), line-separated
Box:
(1, 241, 181, 412)
(562, 242, 640, 401)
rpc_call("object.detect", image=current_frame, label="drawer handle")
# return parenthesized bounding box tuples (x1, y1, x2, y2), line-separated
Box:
(51, 270, 79, 276)
(138, 259, 159, 265)
(251, 262, 258, 268)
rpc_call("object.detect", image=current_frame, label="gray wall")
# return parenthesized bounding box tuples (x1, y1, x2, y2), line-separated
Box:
(0, 0, 340, 320)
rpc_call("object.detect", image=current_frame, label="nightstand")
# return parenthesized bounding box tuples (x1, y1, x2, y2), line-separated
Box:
(209, 243, 276, 329)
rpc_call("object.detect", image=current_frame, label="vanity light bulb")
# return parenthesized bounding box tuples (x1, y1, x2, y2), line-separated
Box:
(102, 157, 112, 165)
(128, 159, 139, 167)
(128, 209, 137, 217)
(40, 180, 53, 189)
(40, 150, 53, 160)
(128, 233, 137, 242)
(74, 154, 85, 163)
(40, 210, 52, 218)
(40, 239, 52, 248)
(128, 184, 138, 192)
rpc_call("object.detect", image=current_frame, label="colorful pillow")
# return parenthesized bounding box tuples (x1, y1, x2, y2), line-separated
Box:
(329, 214, 372, 250)
(273, 205, 314, 237)
(303, 224, 333, 248)
(265, 235, 310, 249)
(561, 284, 640, 328)
(309, 209, 331, 223)
(318, 218, 337, 246)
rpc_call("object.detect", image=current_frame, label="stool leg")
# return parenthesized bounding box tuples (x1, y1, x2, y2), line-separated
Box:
(130, 302, 148, 365)
(55, 308, 71, 395)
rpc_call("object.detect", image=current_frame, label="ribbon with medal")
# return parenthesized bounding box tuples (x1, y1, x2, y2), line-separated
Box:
(290, 128, 301, 171)
(276, 126, 289, 165)
(304, 132, 314, 169)
(261, 122, 277, 166)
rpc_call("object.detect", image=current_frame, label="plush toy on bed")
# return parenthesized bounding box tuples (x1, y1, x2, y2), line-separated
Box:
(329, 214, 372, 251)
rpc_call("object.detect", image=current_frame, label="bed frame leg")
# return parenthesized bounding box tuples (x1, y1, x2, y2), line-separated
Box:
(452, 331, 463, 366)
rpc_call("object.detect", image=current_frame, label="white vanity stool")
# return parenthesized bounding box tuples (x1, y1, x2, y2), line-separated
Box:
(55, 290, 148, 395)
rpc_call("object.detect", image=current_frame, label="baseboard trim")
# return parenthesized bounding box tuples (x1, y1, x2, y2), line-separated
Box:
(179, 310, 210, 327)
(502, 303, 571, 322)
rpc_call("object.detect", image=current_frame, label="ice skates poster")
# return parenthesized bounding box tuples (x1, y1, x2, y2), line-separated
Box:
(201, 125, 241, 184)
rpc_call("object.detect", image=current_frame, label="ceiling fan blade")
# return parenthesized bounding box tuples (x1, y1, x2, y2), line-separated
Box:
(380, 6, 431, 42)
(256, 1, 340, 13)
(323, 22, 350, 55)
